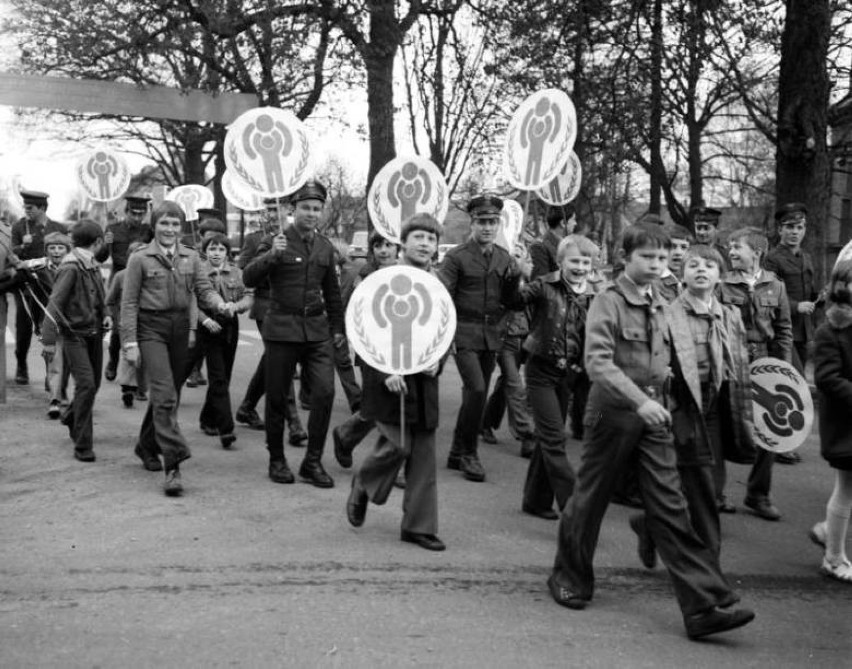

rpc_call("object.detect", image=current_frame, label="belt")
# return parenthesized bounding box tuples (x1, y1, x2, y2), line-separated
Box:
(274, 305, 325, 317)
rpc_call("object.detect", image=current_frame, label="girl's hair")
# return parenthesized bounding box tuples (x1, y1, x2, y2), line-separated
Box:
(201, 233, 231, 254)
(151, 201, 186, 226)
(683, 244, 724, 269)
(828, 259, 852, 306)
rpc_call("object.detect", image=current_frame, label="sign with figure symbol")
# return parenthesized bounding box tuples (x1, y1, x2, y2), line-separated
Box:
(537, 151, 582, 206)
(224, 107, 311, 199)
(346, 266, 457, 376)
(748, 357, 814, 453)
(222, 169, 265, 212)
(503, 89, 576, 191)
(165, 184, 215, 221)
(367, 156, 449, 245)
(76, 147, 130, 202)
(496, 199, 524, 251)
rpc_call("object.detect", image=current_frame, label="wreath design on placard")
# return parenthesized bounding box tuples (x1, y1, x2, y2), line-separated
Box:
(432, 181, 447, 220)
(751, 363, 801, 385)
(227, 142, 266, 193)
(371, 187, 397, 241)
(505, 125, 524, 185)
(416, 300, 451, 367)
(288, 130, 311, 189)
(353, 297, 387, 367)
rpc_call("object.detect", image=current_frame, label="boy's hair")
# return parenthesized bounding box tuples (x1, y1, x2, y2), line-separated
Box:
(151, 201, 186, 226)
(401, 213, 441, 242)
(71, 220, 104, 248)
(727, 227, 768, 256)
(43, 231, 72, 251)
(369, 230, 393, 250)
(557, 234, 595, 263)
(199, 218, 227, 236)
(683, 244, 724, 269)
(201, 233, 231, 254)
(621, 224, 671, 256)
(828, 259, 852, 306)
(665, 224, 694, 245)
(546, 204, 574, 229)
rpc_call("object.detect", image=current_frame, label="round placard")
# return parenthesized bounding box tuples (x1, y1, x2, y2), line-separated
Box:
(165, 184, 215, 221)
(749, 357, 814, 453)
(537, 151, 582, 205)
(346, 265, 457, 376)
(503, 89, 577, 191)
(835, 238, 852, 269)
(76, 147, 131, 202)
(222, 169, 265, 212)
(367, 156, 449, 245)
(496, 199, 524, 251)
(224, 107, 311, 199)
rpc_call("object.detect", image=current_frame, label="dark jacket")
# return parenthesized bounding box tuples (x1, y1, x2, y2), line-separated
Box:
(104, 220, 153, 273)
(359, 366, 441, 430)
(529, 229, 560, 280)
(814, 304, 852, 465)
(242, 226, 344, 343)
(11, 217, 66, 260)
(764, 245, 817, 343)
(438, 239, 521, 351)
(42, 249, 106, 345)
(238, 229, 272, 320)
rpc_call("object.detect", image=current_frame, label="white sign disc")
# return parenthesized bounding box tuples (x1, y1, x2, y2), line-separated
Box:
(165, 184, 215, 221)
(835, 238, 852, 269)
(76, 147, 131, 202)
(224, 107, 311, 198)
(537, 151, 582, 205)
(503, 89, 577, 191)
(346, 265, 457, 376)
(367, 156, 449, 245)
(222, 169, 265, 212)
(749, 357, 814, 453)
(496, 199, 524, 251)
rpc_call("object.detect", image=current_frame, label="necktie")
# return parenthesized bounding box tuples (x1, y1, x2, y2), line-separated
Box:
(303, 235, 313, 255)
(697, 311, 727, 390)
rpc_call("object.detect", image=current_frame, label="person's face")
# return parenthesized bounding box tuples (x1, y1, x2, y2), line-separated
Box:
(623, 246, 669, 286)
(728, 239, 758, 272)
(564, 215, 578, 235)
(778, 220, 806, 248)
(402, 229, 438, 268)
(24, 203, 46, 223)
(669, 238, 690, 272)
(560, 254, 592, 285)
(292, 199, 323, 235)
(154, 215, 182, 247)
(694, 221, 717, 245)
(682, 254, 721, 294)
(127, 208, 146, 224)
(372, 238, 398, 267)
(470, 214, 500, 244)
(205, 242, 228, 266)
(46, 244, 66, 263)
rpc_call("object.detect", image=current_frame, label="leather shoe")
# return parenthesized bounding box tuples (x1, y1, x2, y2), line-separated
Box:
(744, 497, 781, 521)
(134, 444, 163, 472)
(164, 468, 183, 496)
(15, 368, 28, 385)
(268, 459, 295, 484)
(74, 449, 96, 462)
(522, 504, 558, 520)
(333, 426, 353, 468)
(220, 433, 237, 449)
(480, 428, 497, 444)
(459, 454, 485, 482)
(104, 362, 117, 382)
(121, 391, 134, 408)
(446, 453, 461, 470)
(47, 401, 61, 420)
(299, 460, 334, 488)
(401, 530, 446, 551)
(684, 607, 755, 640)
(236, 405, 264, 430)
(520, 437, 535, 459)
(629, 514, 657, 569)
(288, 429, 308, 447)
(546, 575, 588, 610)
(346, 478, 368, 527)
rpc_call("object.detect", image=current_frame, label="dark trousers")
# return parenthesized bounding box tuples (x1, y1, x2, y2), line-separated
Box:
(792, 341, 808, 376)
(264, 339, 335, 461)
(62, 334, 103, 453)
(190, 321, 239, 435)
(107, 327, 121, 370)
(450, 348, 497, 457)
(136, 311, 192, 471)
(569, 372, 591, 438)
(523, 357, 576, 512)
(334, 340, 362, 412)
(14, 290, 43, 367)
(746, 447, 774, 502)
(551, 407, 735, 615)
(482, 336, 534, 439)
(336, 410, 375, 450)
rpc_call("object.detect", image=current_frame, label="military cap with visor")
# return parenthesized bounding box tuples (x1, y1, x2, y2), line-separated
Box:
(125, 195, 151, 213)
(691, 206, 722, 225)
(20, 189, 49, 207)
(290, 179, 327, 204)
(774, 202, 807, 225)
(467, 194, 503, 218)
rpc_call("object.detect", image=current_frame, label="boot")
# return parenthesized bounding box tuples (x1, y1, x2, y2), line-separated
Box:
(299, 450, 334, 488)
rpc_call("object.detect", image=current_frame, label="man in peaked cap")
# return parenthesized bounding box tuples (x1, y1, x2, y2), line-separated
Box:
(439, 193, 523, 483)
(10, 190, 66, 384)
(243, 178, 344, 489)
(691, 206, 729, 270)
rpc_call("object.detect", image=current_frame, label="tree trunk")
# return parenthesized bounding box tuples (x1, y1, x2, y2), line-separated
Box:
(775, 0, 831, 282)
(648, 0, 663, 215)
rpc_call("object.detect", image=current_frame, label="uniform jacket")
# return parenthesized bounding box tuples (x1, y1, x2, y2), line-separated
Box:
(11, 217, 66, 260)
(718, 269, 793, 362)
(584, 274, 671, 412)
(439, 239, 521, 351)
(238, 229, 272, 320)
(529, 229, 560, 280)
(120, 241, 225, 345)
(813, 304, 852, 464)
(666, 292, 755, 466)
(655, 272, 682, 304)
(104, 220, 153, 272)
(42, 249, 106, 345)
(197, 259, 253, 324)
(522, 271, 596, 368)
(764, 245, 817, 342)
(242, 226, 344, 343)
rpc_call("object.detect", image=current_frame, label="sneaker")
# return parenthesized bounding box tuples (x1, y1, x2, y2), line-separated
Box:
(809, 522, 827, 549)
(819, 556, 852, 584)
(47, 401, 61, 420)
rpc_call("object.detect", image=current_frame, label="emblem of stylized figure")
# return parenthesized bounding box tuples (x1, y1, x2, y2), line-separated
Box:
(176, 190, 200, 220)
(520, 96, 562, 186)
(87, 151, 119, 199)
(387, 161, 432, 223)
(372, 273, 433, 369)
(753, 383, 806, 438)
(242, 113, 294, 193)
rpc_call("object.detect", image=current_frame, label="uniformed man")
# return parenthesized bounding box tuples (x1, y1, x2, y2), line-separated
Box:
(529, 204, 576, 280)
(10, 190, 66, 384)
(691, 206, 728, 270)
(439, 194, 522, 482)
(243, 180, 344, 488)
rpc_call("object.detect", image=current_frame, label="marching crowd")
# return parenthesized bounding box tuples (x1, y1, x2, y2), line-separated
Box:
(1, 182, 851, 642)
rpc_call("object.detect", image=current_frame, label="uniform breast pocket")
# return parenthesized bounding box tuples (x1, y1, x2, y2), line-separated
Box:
(758, 295, 779, 308)
(621, 327, 648, 343)
(145, 269, 167, 285)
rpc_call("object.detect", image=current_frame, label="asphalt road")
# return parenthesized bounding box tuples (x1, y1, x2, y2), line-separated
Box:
(1, 311, 850, 667)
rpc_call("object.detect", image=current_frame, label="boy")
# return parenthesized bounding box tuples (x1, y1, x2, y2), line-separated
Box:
(655, 225, 692, 304)
(43, 231, 73, 418)
(41, 220, 109, 462)
(346, 214, 446, 551)
(547, 226, 754, 640)
(719, 228, 793, 520)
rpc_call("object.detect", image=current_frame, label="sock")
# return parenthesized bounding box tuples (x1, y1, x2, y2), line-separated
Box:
(825, 472, 852, 562)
